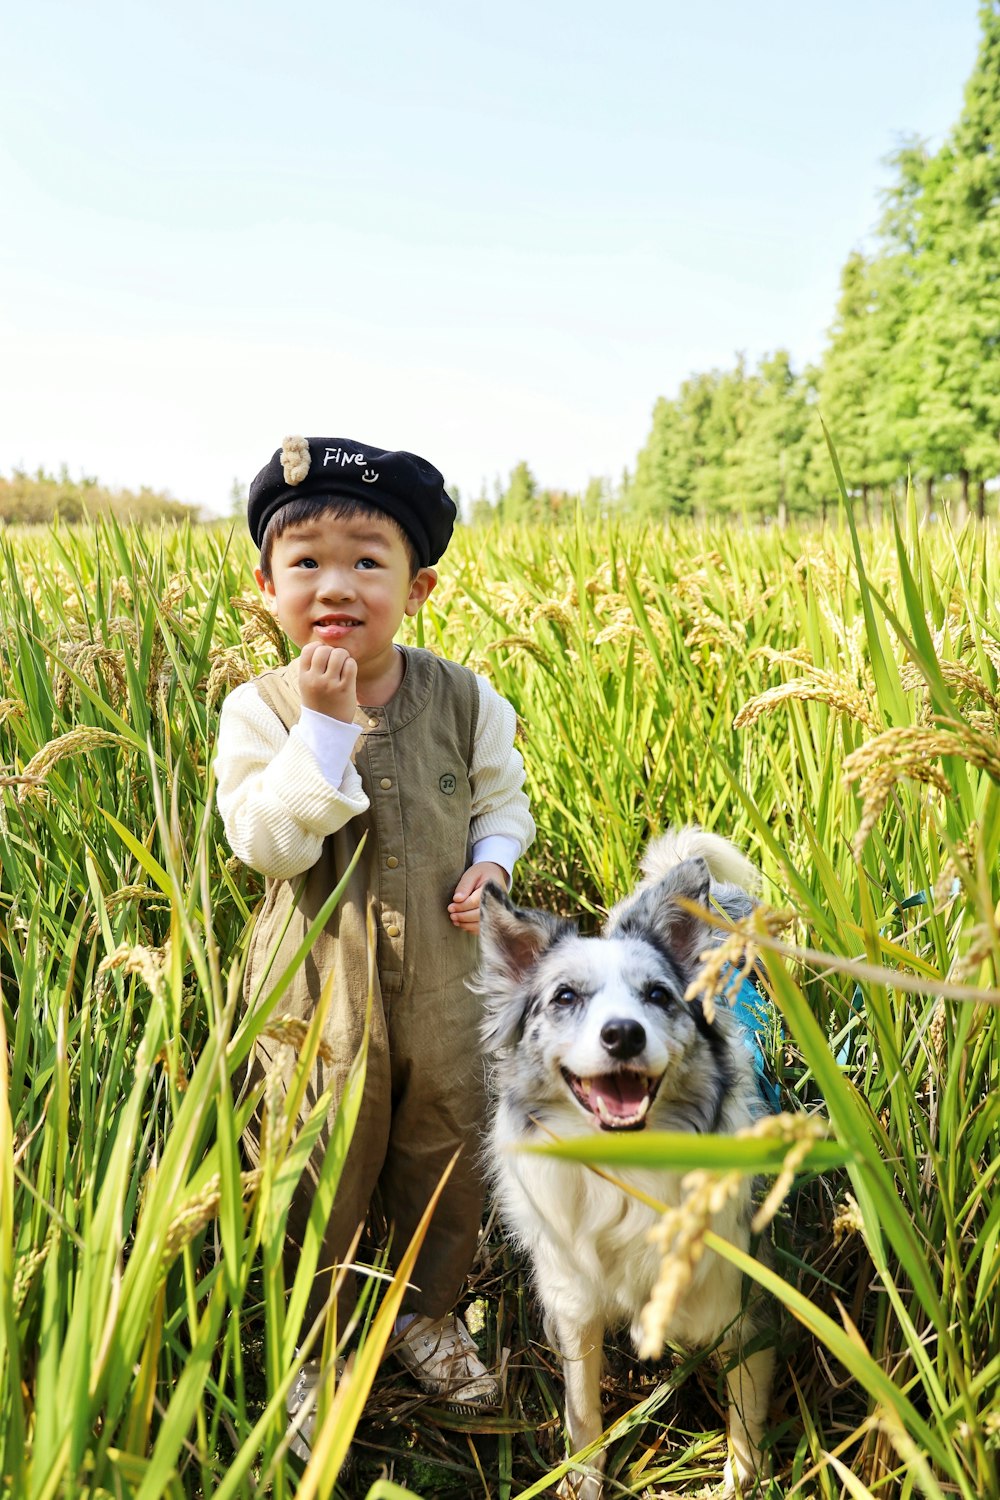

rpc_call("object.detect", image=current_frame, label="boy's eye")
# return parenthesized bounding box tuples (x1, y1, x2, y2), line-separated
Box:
(293, 557, 318, 569)
(355, 557, 378, 570)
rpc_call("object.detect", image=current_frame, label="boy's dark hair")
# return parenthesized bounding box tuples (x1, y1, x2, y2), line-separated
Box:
(258, 496, 422, 583)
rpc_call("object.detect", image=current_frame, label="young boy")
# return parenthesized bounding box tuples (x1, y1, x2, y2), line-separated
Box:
(215, 436, 534, 1447)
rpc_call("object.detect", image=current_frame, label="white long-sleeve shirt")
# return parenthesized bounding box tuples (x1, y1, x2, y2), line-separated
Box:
(215, 672, 534, 882)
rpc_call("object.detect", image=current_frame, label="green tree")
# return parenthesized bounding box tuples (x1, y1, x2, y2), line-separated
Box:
(632, 365, 755, 520)
(468, 480, 496, 527)
(581, 476, 607, 519)
(903, 1, 1000, 518)
(862, 142, 933, 506)
(876, 139, 953, 515)
(498, 461, 539, 524)
(631, 393, 695, 517)
(815, 252, 888, 513)
(691, 360, 751, 518)
(228, 478, 245, 518)
(729, 351, 815, 523)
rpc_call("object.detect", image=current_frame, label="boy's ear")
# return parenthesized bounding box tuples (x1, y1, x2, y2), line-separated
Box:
(254, 564, 277, 607)
(405, 566, 437, 616)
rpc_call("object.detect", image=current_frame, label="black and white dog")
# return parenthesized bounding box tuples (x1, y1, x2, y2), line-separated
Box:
(476, 829, 775, 1498)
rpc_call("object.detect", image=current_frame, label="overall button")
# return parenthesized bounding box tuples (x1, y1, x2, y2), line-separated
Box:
(386, 924, 400, 938)
(367, 716, 379, 728)
(386, 856, 399, 869)
(379, 777, 392, 789)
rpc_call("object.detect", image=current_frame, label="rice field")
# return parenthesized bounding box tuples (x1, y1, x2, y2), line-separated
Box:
(0, 480, 998, 1499)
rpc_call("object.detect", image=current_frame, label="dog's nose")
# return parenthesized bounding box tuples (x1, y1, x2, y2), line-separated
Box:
(600, 1018, 646, 1060)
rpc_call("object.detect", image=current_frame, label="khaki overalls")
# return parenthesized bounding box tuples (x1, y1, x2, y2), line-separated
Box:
(243, 647, 486, 1320)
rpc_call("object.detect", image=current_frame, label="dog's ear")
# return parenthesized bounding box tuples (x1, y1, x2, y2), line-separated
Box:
(605, 856, 713, 972)
(476, 883, 573, 1050)
(479, 882, 570, 984)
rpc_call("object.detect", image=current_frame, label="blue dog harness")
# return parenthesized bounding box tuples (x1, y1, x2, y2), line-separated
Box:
(720, 963, 780, 1112)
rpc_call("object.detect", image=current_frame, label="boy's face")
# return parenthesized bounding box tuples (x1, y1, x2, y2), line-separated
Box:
(255, 511, 436, 675)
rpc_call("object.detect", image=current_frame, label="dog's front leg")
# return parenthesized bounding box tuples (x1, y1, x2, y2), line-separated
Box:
(721, 1343, 774, 1495)
(546, 1313, 607, 1500)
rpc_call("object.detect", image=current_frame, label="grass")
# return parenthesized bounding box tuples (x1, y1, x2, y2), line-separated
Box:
(0, 488, 997, 1497)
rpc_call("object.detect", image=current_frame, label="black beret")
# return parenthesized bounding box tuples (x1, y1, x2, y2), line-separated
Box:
(247, 436, 457, 567)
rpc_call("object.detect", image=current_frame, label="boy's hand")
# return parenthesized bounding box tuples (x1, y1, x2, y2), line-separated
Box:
(298, 643, 358, 722)
(448, 862, 509, 934)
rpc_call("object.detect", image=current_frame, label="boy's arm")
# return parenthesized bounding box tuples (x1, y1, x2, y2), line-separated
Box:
(215, 682, 369, 879)
(467, 678, 535, 878)
(448, 678, 534, 932)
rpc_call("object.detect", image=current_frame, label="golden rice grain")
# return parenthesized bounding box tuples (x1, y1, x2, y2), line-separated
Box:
(491, 636, 554, 665)
(528, 599, 576, 631)
(159, 1168, 262, 1265)
(747, 645, 813, 667)
(13, 1241, 51, 1312)
(159, 572, 192, 615)
(844, 722, 1000, 855)
(98, 939, 171, 1001)
(592, 621, 644, 646)
(16, 727, 133, 801)
(154, 1045, 190, 1092)
(261, 1014, 335, 1065)
(231, 594, 290, 663)
(831, 1193, 865, 1246)
(105, 615, 140, 647)
(952, 923, 998, 980)
(53, 641, 128, 709)
(927, 1003, 947, 1063)
(85, 885, 168, 940)
(735, 673, 881, 734)
(638, 1170, 739, 1357)
(899, 659, 1000, 721)
(684, 610, 744, 652)
(684, 907, 795, 1024)
(750, 1113, 827, 1233)
(206, 647, 254, 700)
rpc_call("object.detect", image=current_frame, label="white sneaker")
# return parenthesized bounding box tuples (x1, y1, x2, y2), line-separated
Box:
(394, 1314, 499, 1407)
(285, 1354, 345, 1462)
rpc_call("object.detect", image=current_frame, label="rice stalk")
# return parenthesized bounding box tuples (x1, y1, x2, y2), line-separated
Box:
(0, 503, 996, 1495)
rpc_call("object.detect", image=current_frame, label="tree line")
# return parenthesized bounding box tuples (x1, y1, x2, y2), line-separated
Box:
(0, 468, 197, 527)
(474, 1, 1000, 526)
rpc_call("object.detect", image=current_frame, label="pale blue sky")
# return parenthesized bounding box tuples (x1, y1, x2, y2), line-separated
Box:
(0, 0, 982, 513)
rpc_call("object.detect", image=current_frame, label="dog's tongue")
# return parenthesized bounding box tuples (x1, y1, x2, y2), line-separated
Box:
(592, 1073, 648, 1120)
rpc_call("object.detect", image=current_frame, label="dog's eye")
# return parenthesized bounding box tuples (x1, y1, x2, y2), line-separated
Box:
(646, 984, 671, 1007)
(552, 986, 579, 1007)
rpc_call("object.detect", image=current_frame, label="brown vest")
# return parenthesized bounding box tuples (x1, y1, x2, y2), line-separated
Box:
(245, 645, 481, 1015)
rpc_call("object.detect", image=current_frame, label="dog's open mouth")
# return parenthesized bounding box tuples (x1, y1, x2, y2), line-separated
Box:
(561, 1068, 662, 1131)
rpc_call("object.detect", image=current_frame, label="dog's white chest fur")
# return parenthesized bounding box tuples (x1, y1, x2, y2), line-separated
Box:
(495, 1111, 747, 1350)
